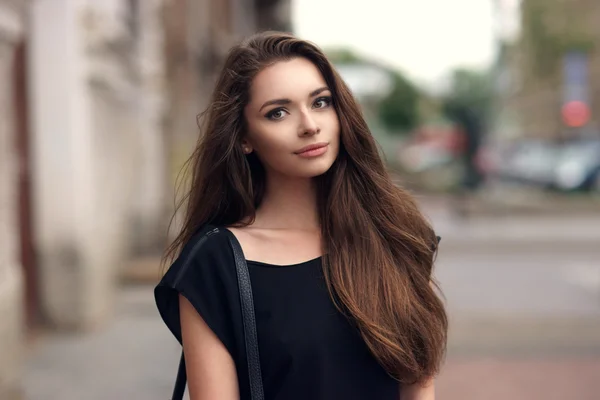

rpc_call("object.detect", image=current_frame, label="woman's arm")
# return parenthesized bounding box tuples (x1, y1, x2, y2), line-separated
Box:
(179, 295, 240, 400)
(401, 378, 435, 400)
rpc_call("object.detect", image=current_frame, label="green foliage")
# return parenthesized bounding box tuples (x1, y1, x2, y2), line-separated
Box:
(378, 72, 420, 132)
(441, 68, 494, 130)
(324, 48, 363, 64)
(324, 46, 421, 133)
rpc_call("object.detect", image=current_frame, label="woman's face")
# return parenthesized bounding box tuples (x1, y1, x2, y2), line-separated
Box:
(243, 57, 340, 179)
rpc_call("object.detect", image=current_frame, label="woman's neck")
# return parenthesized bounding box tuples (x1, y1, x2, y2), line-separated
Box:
(252, 172, 319, 231)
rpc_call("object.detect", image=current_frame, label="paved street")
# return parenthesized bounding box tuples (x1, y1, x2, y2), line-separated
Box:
(23, 286, 181, 400)
(437, 246, 600, 322)
(22, 207, 600, 399)
(431, 204, 600, 399)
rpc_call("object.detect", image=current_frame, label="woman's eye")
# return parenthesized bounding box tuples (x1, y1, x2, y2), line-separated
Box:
(266, 109, 286, 120)
(313, 96, 332, 109)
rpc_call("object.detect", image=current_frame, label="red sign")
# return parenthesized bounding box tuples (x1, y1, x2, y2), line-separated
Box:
(561, 101, 590, 127)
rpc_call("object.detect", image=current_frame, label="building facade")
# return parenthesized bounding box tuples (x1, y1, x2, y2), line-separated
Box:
(1, 0, 168, 395)
(0, 1, 27, 397)
(28, 0, 156, 329)
(497, 0, 600, 140)
(0, 0, 292, 395)
(162, 0, 292, 236)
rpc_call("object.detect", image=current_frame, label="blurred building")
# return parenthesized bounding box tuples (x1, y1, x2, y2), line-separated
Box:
(0, 1, 28, 397)
(162, 0, 292, 206)
(27, 0, 167, 329)
(495, 0, 600, 140)
(0, 0, 291, 395)
(490, 0, 522, 140)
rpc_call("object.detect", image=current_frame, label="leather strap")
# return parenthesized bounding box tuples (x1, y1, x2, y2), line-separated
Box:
(225, 229, 265, 400)
(171, 353, 186, 399)
(171, 227, 265, 400)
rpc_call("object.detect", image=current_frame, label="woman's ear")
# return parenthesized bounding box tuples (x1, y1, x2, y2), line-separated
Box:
(241, 138, 253, 154)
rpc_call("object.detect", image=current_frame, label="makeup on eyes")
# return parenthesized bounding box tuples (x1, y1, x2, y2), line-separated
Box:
(264, 95, 333, 121)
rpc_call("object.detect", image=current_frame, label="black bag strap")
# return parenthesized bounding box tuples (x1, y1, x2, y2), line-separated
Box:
(171, 353, 186, 400)
(171, 228, 265, 400)
(225, 229, 265, 400)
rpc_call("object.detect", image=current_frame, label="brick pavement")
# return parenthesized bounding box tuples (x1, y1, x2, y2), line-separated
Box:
(437, 357, 600, 400)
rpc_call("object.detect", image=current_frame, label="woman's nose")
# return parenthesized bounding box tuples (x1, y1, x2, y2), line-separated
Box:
(298, 112, 320, 137)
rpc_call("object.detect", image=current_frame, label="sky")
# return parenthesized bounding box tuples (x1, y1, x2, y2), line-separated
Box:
(292, 0, 497, 89)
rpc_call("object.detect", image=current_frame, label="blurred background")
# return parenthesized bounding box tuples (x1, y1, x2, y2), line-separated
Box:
(1, 0, 599, 399)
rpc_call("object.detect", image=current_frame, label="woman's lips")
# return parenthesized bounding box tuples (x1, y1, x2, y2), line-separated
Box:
(295, 143, 329, 158)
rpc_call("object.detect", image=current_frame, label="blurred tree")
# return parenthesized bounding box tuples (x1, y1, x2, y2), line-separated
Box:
(325, 48, 363, 64)
(378, 72, 420, 133)
(325, 46, 422, 133)
(442, 68, 493, 127)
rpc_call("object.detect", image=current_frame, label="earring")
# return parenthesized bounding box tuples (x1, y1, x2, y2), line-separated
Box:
(243, 146, 251, 154)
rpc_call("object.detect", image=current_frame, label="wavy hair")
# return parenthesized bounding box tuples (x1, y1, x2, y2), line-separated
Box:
(164, 31, 447, 385)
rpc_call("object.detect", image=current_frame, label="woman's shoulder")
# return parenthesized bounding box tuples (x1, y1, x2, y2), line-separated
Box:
(159, 225, 237, 288)
(154, 225, 240, 345)
(176, 225, 228, 261)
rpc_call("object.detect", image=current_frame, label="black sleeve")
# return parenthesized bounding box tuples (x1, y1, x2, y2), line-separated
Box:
(154, 227, 241, 359)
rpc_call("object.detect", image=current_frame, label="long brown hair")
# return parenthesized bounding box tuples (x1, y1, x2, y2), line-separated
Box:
(164, 31, 447, 385)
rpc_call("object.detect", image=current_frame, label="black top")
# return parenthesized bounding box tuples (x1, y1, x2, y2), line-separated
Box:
(155, 227, 401, 400)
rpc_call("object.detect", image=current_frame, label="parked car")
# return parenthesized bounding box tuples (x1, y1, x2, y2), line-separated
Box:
(481, 137, 600, 193)
(553, 139, 600, 192)
(484, 140, 561, 189)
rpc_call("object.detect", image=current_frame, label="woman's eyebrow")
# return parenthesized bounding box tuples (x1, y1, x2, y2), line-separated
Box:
(259, 87, 330, 112)
(259, 98, 290, 112)
(309, 86, 329, 97)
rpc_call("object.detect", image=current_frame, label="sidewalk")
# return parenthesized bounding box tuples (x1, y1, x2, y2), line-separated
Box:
(23, 285, 181, 400)
(23, 284, 600, 400)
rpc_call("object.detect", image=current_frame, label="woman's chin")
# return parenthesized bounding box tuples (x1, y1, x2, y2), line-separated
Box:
(294, 160, 335, 178)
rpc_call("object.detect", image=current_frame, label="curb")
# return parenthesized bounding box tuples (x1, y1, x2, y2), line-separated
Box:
(438, 237, 600, 253)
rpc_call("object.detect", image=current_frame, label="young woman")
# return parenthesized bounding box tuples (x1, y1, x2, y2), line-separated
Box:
(155, 31, 447, 400)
